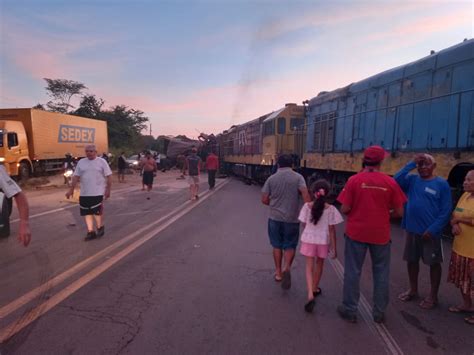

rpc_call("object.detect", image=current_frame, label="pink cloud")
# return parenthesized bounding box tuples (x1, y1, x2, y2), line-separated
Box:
(2, 17, 122, 81)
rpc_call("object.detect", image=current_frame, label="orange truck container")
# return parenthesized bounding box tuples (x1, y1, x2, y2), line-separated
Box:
(0, 108, 108, 178)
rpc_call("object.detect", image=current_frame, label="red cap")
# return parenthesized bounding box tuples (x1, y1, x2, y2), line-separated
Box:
(363, 145, 388, 164)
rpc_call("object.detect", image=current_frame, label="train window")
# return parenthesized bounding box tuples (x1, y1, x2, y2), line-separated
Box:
(290, 118, 304, 131)
(452, 62, 474, 91)
(7, 132, 18, 149)
(277, 117, 286, 134)
(263, 120, 275, 136)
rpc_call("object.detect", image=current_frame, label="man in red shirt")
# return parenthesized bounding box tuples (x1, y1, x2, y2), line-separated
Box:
(337, 146, 406, 323)
(205, 151, 219, 189)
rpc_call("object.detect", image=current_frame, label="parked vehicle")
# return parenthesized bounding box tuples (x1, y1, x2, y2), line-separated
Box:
(0, 108, 108, 180)
(126, 155, 141, 169)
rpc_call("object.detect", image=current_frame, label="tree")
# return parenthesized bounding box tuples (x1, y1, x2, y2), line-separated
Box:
(32, 103, 45, 110)
(101, 105, 149, 149)
(43, 78, 87, 113)
(73, 95, 104, 118)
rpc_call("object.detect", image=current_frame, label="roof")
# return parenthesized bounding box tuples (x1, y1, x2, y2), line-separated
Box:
(263, 107, 285, 122)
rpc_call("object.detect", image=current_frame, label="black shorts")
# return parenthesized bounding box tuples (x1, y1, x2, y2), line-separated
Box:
(142, 171, 154, 186)
(79, 196, 104, 216)
(403, 232, 444, 265)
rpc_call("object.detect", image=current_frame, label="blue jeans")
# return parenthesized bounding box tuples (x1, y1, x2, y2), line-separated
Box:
(342, 235, 391, 317)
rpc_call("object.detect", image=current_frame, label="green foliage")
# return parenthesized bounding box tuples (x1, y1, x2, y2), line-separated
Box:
(73, 95, 104, 118)
(43, 78, 87, 113)
(39, 78, 150, 152)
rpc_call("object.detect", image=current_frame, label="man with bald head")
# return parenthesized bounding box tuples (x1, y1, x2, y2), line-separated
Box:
(66, 145, 112, 241)
(395, 154, 452, 309)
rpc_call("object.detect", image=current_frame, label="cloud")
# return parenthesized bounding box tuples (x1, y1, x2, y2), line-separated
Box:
(1, 16, 122, 81)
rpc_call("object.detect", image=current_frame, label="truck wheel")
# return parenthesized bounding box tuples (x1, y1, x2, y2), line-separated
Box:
(0, 196, 11, 238)
(19, 162, 31, 181)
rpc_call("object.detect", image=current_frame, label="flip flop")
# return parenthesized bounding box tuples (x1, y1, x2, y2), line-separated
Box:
(313, 288, 322, 297)
(419, 298, 437, 310)
(304, 299, 315, 313)
(448, 306, 473, 314)
(464, 316, 474, 325)
(398, 291, 418, 302)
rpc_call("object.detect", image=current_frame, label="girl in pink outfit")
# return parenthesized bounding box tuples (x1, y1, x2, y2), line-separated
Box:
(298, 179, 344, 313)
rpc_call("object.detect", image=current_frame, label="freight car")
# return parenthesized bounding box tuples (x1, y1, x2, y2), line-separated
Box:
(300, 38, 474, 195)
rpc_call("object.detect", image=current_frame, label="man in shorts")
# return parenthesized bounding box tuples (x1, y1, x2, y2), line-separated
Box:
(185, 148, 202, 201)
(394, 154, 452, 309)
(66, 145, 112, 241)
(0, 165, 31, 246)
(337, 146, 406, 323)
(140, 151, 158, 194)
(261, 154, 310, 290)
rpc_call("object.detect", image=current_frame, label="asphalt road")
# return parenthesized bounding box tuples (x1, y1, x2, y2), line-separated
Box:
(0, 170, 472, 355)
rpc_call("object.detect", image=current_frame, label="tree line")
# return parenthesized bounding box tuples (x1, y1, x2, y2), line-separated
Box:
(33, 78, 149, 152)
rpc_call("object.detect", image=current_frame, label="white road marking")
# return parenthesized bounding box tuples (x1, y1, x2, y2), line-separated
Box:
(10, 186, 142, 223)
(0, 180, 230, 343)
(329, 258, 405, 355)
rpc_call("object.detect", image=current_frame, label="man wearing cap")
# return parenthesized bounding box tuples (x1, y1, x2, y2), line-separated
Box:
(394, 154, 452, 310)
(337, 146, 406, 323)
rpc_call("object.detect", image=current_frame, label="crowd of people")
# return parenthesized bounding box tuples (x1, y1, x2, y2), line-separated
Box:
(7, 142, 472, 327)
(262, 147, 473, 326)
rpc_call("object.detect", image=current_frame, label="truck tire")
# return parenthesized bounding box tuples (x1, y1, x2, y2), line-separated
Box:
(0, 194, 11, 238)
(19, 161, 31, 181)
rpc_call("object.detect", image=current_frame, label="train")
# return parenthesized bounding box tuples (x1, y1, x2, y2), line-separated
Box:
(216, 38, 474, 196)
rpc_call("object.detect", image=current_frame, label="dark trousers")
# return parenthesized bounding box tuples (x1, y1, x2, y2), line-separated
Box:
(343, 235, 391, 317)
(208, 169, 217, 188)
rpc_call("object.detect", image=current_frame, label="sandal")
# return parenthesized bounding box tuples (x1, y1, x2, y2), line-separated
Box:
(304, 298, 315, 313)
(419, 298, 438, 310)
(464, 316, 474, 325)
(313, 288, 322, 297)
(398, 291, 418, 302)
(274, 274, 282, 282)
(448, 306, 473, 314)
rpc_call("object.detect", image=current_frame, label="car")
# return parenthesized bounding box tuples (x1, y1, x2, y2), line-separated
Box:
(126, 155, 141, 169)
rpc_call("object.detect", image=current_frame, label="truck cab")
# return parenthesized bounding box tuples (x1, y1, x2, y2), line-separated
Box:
(0, 120, 31, 178)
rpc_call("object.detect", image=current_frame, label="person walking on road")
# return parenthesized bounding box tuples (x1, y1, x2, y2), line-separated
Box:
(299, 179, 343, 313)
(206, 151, 219, 189)
(337, 146, 406, 323)
(185, 148, 202, 201)
(66, 144, 112, 241)
(117, 152, 127, 183)
(447, 169, 474, 325)
(140, 151, 158, 194)
(0, 165, 31, 246)
(394, 154, 452, 310)
(261, 154, 311, 290)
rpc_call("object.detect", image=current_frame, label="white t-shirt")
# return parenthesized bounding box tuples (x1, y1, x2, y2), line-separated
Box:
(298, 203, 344, 245)
(0, 165, 22, 198)
(74, 157, 112, 196)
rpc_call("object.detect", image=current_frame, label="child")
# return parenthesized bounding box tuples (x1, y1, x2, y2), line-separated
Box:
(298, 179, 344, 313)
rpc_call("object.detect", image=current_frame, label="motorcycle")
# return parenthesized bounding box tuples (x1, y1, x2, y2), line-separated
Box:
(64, 168, 74, 186)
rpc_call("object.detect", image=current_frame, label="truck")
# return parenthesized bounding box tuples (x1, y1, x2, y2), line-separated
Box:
(0, 108, 108, 237)
(0, 108, 108, 178)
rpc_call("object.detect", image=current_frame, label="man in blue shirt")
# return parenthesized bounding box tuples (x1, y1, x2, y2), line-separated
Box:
(394, 154, 452, 309)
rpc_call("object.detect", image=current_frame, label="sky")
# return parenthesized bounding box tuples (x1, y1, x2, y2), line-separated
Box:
(0, 0, 473, 138)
